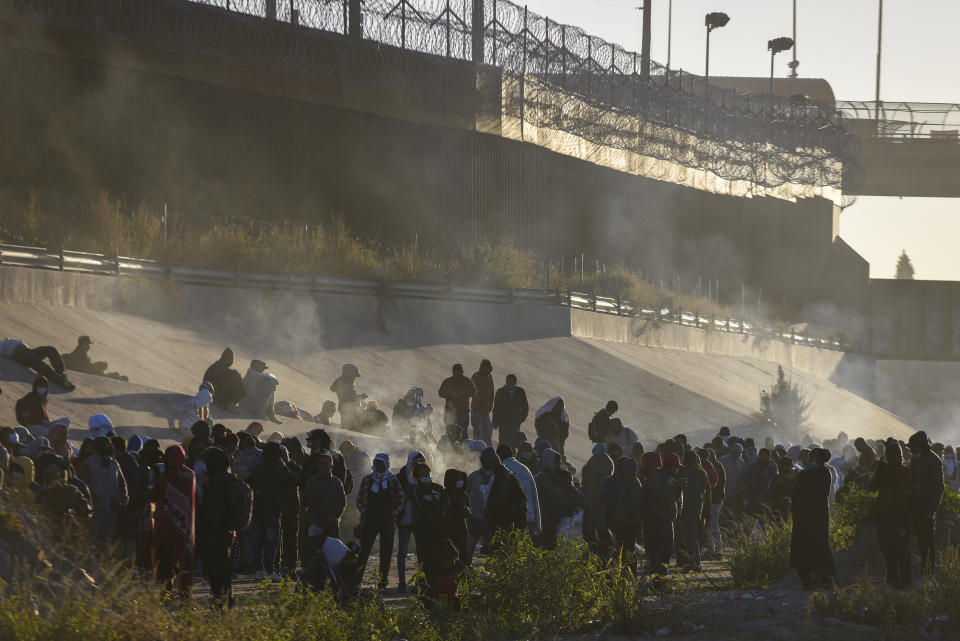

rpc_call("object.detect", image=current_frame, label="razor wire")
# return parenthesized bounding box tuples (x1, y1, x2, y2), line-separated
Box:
(2, 0, 860, 191)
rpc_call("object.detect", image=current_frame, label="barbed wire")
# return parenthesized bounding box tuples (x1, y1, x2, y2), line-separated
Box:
(4, 0, 860, 191)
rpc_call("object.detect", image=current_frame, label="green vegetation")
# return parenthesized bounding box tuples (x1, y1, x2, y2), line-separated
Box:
(757, 366, 812, 436)
(808, 545, 960, 631)
(724, 514, 793, 589)
(0, 508, 667, 641)
(0, 189, 742, 319)
(829, 487, 878, 551)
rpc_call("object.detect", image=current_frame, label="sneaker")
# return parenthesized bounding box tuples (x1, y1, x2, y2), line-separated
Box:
(268, 572, 282, 582)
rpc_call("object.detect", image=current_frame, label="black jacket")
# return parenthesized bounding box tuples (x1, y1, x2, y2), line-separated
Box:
(492, 386, 529, 428)
(249, 458, 298, 519)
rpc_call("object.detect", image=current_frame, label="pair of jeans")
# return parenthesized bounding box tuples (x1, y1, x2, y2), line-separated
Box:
(644, 517, 674, 575)
(396, 526, 416, 585)
(707, 503, 723, 552)
(12, 345, 64, 381)
(201, 531, 233, 607)
(253, 514, 280, 574)
(471, 412, 493, 446)
(877, 509, 911, 587)
(911, 510, 937, 576)
(359, 520, 395, 586)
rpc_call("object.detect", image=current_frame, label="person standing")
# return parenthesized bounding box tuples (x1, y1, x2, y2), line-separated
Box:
(601, 457, 644, 573)
(441, 469, 471, 572)
(199, 447, 235, 608)
(356, 453, 405, 590)
(677, 451, 709, 572)
(395, 450, 425, 592)
(702, 447, 725, 553)
(82, 436, 129, 543)
(153, 445, 196, 597)
(534, 398, 570, 457)
(718, 443, 746, 516)
(470, 360, 495, 446)
(248, 442, 295, 581)
(439, 364, 476, 432)
(492, 374, 529, 450)
(303, 453, 347, 555)
(644, 453, 684, 575)
(498, 444, 541, 537)
(907, 430, 944, 576)
(869, 439, 912, 588)
(534, 448, 583, 550)
(581, 443, 614, 546)
(481, 448, 528, 545)
(790, 448, 835, 590)
(588, 401, 619, 444)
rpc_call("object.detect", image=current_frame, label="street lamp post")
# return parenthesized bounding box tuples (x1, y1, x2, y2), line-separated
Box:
(767, 36, 794, 94)
(704, 12, 730, 97)
(789, 0, 799, 78)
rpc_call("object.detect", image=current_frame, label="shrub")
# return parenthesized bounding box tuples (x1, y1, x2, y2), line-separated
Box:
(756, 366, 811, 436)
(807, 578, 931, 630)
(724, 513, 793, 588)
(829, 486, 877, 551)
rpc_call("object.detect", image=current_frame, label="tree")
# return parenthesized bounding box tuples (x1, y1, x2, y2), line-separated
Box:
(757, 366, 811, 435)
(895, 250, 915, 280)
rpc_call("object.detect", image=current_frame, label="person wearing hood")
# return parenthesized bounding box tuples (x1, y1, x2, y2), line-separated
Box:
(907, 430, 944, 576)
(392, 388, 433, 435)
(534, 398, 570, 456)
(81, 436, 128, 542)
(600, 457, 644, 573)
(153, 444, 196, 597)
(439, 364, 476, 432)
(169, 381, 214, 432)
(644, 452, 684, 575)
(640, 451, 663, 484)
(1, 338, 74, 390)
(242, 359, 280, 423)
(20, 435, 53, 461)
(767, 456, 799, 518)
(790, 448, 835, 590)
(410, 461, 446, 586)
(339, 440, 371, 503)
(437, 424, 466, 459)
(199, 446, 235, 608)
(482, 447, 529, 544)
(516, 441, 539, 475)
(357, 453, 405, 590)
(718, 443, 746, 515)
(249, 441, 297, 581)
(46, 423, 74, 459)
(869, 439, 912, 588)
(854, 437, 878, 474)
(534, 448, 584, 550)
(37, 461, 91, 528)
(498, 444, 541, 536)
(442, 468, 471, 569)
(492, 374, 529, 450)
(8, 455, 39, 497)
(677, 451, 709, 571)
(739, 448, 779, 515)
(111, 436, 141, 557)
(395, 450, 425, 591)
(944, 446, 960, 493)
(303, 453, 347, 554)
(470, 360, 495, 446)
(582, 443, 615, 545)
(15, 376, 71, 436)
(606, 418, 639, 454)
(330, 364, 366, 431)
(203, 347, 245, 413)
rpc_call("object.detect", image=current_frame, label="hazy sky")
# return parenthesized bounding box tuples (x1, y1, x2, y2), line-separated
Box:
(520, 0, 960, 280)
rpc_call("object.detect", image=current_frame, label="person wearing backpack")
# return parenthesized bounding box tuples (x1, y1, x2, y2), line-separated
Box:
(153, 445, 196, 597)
(200, 447, 236, 608)
(588, 401, 619, 444)
(601, 457, 644, 573)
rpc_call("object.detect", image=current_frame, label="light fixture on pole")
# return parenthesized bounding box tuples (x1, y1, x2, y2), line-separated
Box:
(788, 0, 799, 78)
(767, 36, 794, 94)
(704, 12, 730, 83)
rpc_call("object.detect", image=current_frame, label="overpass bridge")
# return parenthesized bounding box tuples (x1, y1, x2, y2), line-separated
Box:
(838, 101, 960, 198)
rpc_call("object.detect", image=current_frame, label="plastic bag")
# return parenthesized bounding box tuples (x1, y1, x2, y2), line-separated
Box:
(556, 508, 584, 540)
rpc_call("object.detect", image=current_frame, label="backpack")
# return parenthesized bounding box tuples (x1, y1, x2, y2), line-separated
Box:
(588, 410, 610, 443)
(225, 474, 253, 531)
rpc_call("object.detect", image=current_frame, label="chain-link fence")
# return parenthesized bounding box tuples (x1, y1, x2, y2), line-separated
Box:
(4, 0, 859, 192)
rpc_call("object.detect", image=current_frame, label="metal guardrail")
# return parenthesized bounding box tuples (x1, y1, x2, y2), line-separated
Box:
(0, 244, 846, 351)
(837, 101, 960, 141)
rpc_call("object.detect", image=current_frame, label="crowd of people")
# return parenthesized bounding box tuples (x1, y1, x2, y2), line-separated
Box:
(1, 344, 957, 610)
